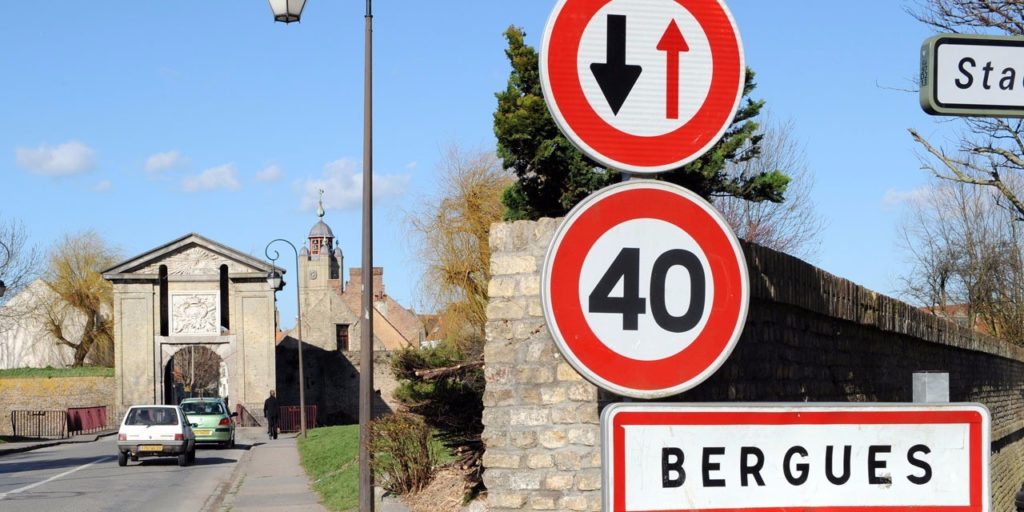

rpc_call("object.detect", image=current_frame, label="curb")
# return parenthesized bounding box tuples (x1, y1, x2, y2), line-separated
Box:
(206, 432, 259, 512)
(0, 431, 117, 457)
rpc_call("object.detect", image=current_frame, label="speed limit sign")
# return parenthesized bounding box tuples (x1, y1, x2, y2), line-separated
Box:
(542, 180, 749, 398)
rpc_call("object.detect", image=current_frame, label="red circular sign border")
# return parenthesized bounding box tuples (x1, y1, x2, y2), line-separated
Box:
(542, 181, 749, 398)
(541, 0, 745, 173)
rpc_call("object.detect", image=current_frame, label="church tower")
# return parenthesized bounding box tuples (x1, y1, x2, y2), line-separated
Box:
(297, 190, 346, 351)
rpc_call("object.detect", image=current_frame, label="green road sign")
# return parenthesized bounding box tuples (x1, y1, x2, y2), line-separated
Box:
(920, 33, 1024, 117)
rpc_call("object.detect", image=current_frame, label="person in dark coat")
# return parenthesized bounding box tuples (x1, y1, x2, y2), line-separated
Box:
(263, 390, 279, 440)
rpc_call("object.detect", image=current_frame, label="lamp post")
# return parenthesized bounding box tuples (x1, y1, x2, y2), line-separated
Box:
(268, 2, 374, 509)
(0, 240, 9, 298)
(265, 239, 306, 438)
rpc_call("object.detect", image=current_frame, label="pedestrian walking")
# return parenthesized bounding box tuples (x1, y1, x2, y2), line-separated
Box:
(263, 390, 279, 440)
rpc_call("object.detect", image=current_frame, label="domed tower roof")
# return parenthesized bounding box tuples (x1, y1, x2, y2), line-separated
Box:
(309, 220, 335, 239)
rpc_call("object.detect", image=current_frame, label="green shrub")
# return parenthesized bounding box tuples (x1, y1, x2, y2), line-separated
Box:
(391, 343, 483, 447)
(370, 413, 437, 495)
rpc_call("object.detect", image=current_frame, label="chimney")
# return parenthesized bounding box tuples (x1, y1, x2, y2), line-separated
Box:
(349, 267, 385, 300)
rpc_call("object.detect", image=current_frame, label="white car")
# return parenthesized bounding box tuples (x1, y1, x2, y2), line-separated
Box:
(117, 405, 196, 467)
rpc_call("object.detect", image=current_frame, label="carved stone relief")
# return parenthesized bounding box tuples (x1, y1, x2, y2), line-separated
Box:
(171, 293, 219, 335)
(137, 246, 248, 276)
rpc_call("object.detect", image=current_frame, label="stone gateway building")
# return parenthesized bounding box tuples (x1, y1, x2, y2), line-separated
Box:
(100, 208, 425, 425)
(102, 233, 279, 416)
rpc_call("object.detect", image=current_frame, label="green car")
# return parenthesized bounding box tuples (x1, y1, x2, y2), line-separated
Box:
(180, 398, 236, 448)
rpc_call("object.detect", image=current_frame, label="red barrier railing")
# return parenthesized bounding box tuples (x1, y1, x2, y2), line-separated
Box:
(235, 404, 262, 427)
(279, 405, 317, 433)
(12, 410, 67, 439)
(66, 406, 109, 435)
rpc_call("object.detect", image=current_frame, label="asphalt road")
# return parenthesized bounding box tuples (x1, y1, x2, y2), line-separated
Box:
(0, 437, 247, 512)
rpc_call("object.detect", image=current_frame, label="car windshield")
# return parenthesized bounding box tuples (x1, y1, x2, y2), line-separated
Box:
(125, 407, 178, 426)
(180, 402, 224, 415)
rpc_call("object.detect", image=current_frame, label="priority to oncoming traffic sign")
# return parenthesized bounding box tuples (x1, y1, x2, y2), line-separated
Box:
(541, 180, 748, 399)
(602, 403, 991, 512)
(540, 0, 745, 173)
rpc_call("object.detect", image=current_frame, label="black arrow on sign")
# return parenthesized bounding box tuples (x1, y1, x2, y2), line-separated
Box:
(590, 14, 642, 116)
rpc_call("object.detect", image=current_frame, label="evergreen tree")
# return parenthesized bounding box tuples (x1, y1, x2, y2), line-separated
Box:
(494, 26, 790, 220)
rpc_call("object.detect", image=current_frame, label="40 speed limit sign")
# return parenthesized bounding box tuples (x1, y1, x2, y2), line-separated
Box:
(542, 180, 748, 398)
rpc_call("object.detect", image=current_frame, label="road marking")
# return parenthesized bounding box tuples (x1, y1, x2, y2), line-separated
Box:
(0, 455, 113, 500)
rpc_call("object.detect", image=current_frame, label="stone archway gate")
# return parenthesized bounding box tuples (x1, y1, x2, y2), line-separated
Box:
(102, 233, 279, 416)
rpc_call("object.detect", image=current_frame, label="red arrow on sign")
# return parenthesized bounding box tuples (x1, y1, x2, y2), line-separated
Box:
(657, 20, 689, 120)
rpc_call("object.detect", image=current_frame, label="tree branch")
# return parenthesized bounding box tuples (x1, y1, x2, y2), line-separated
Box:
(414, 361, 484, 380)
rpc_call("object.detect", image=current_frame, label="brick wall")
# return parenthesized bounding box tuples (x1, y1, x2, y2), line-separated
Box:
(0, 376, 115, 436)
(481, 218, 1024, 511)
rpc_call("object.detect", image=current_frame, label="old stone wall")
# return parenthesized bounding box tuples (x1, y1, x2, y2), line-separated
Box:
(275, 341, 398, 425)
(481, 219, 1024, 511)
(0, 376, 116, 435)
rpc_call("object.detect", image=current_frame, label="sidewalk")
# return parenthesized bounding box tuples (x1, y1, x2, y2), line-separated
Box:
(216, 427, 328, 512)
(0, 430, 116, 457)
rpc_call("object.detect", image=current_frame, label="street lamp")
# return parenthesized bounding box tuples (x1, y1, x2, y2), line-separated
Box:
(265, 239, 307, 438)
(268, 0, 305, 23)
(0, 240, 9, 298)
(269, 2, 375, 510)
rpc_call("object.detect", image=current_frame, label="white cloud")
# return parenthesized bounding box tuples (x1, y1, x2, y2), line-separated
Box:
(145, 150, 186, 173)
(882, 187, 931, 208)
(405, 161, 418, 170)
(300, 158, 411, 211)
(183, 164, 241, 192)
(93, 180, 112, 193)
(256, 164, 283, 182)
(15, 140, 96, 176)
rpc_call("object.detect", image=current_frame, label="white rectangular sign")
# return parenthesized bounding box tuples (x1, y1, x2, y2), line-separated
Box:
(921, 34, 1024, 117)
(602, 403, 990, 512)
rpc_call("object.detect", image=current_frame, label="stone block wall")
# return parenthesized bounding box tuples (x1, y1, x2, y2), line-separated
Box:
(0, 376, 115, 435)
(481, 219, 1024, 511)
(482, 218, 603, 511)
(276, 340, 398, 425)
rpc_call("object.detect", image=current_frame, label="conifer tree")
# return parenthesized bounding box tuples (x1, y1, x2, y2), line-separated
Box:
(494, 26, 790, 220)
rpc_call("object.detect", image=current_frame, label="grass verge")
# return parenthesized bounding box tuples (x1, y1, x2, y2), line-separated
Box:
(298, 425, 360, 511)
(0, 367, 114, 379)
(297, 424, 455, 511)
(0, 436, 34, 444)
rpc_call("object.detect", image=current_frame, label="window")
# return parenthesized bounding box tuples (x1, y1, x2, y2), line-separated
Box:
(181, 402, 224, 415)
(220, 265, 230, 331)
(159, 266, 169, 336)
(126, 407, 178, 426)
(336, 324, 350, 351)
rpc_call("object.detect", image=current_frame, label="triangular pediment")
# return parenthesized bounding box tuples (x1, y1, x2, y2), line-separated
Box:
(102, 233, 276, 279)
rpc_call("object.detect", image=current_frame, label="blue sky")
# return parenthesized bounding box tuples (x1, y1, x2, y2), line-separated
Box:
(1, 1, 944, 326)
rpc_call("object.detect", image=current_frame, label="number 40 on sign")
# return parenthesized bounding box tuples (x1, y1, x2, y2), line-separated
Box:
(541, 181, 749, 399)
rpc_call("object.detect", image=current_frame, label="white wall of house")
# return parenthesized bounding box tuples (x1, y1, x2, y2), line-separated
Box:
(0, 279, 81, 369)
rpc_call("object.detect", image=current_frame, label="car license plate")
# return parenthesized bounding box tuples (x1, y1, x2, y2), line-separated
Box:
(194, 429, 212, 436)
(139, 445, 163, 452)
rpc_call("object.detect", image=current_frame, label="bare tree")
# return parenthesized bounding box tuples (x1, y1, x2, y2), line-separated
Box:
(907, 1, 1024, 219)
(909, 122, 1024, 220)
(172, 346, 222, 397)
(906, 0, 1024, 35)
(712, 117, 825, 260)
(898, 176, 1024, 342)
(902, 1, 1024, 343)
(0, 216, 41, 308)
(407, 147, 512, 355)
(42, 231, 120, 367)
